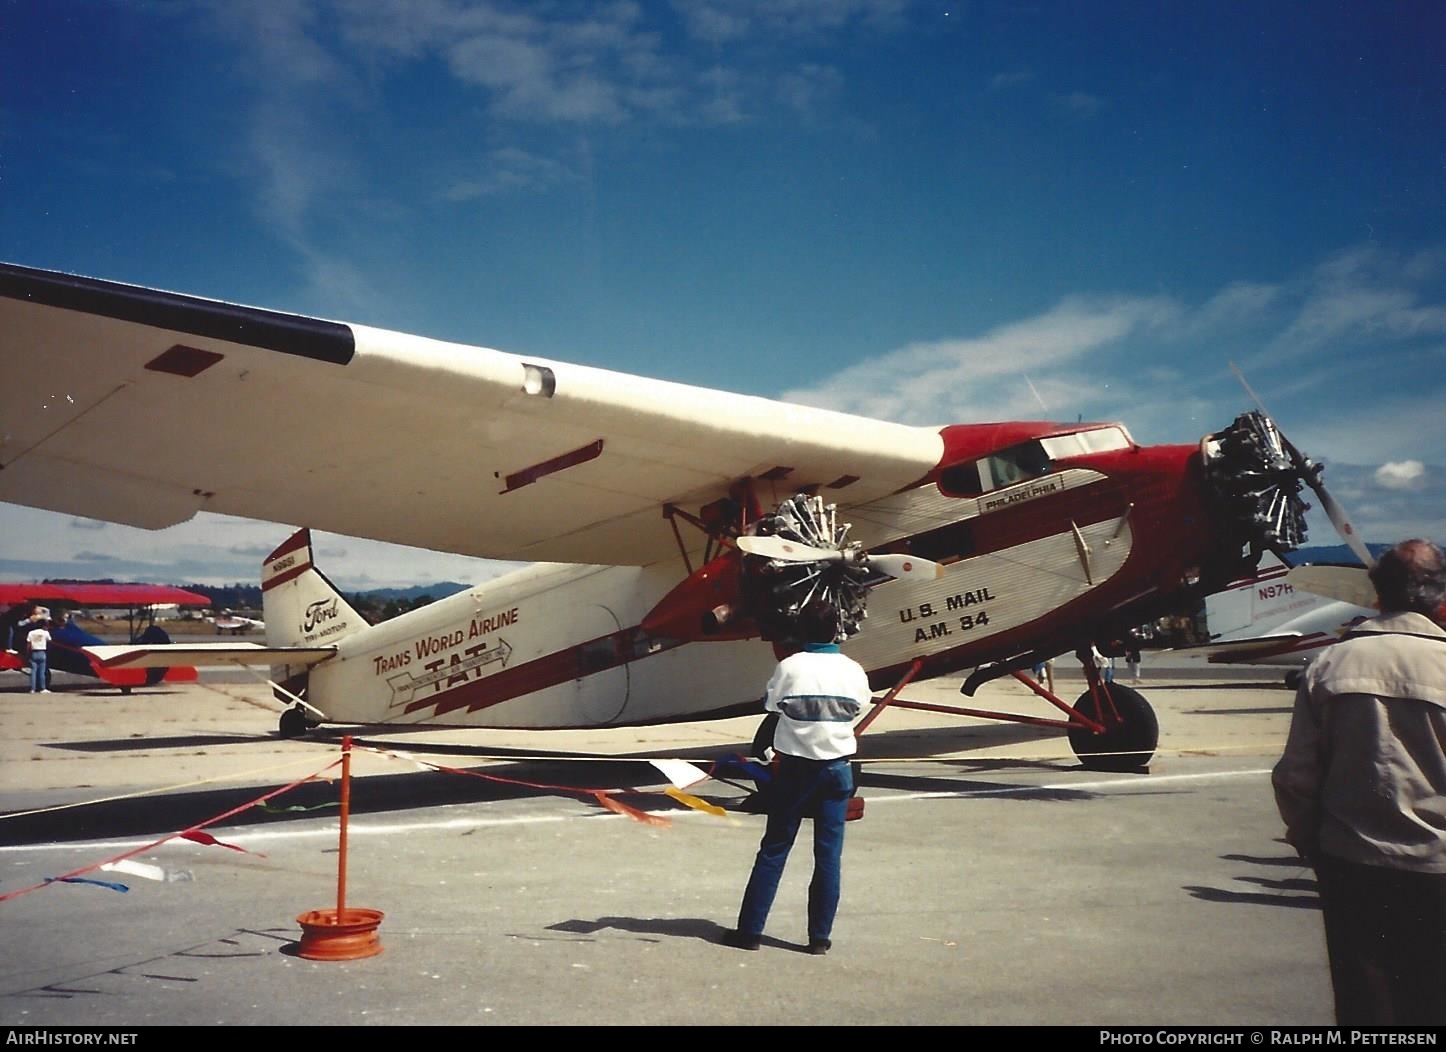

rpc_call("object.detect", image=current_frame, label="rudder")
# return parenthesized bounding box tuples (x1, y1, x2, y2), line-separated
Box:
(261, 529, 367, 647)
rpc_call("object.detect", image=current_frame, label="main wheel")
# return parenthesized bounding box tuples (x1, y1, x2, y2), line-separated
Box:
(1067, 682, 1158, 771)
(278, 705, 310, 739)
(1283, 669, 1302, 690)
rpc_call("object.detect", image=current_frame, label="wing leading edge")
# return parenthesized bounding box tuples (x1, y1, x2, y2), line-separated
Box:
(0, 262, 944, 566)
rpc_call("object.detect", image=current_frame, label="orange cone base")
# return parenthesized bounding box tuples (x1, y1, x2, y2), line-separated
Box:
(295, 907, 385, 961)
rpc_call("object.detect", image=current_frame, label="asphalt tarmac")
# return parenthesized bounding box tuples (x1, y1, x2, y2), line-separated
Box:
(0, 659, 1333, 1027)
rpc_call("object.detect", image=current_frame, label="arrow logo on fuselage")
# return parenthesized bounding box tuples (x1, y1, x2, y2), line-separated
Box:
(386, 638, 513, 708)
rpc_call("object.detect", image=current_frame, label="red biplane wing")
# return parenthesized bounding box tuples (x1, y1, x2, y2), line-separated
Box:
(0, 583, 211, 607)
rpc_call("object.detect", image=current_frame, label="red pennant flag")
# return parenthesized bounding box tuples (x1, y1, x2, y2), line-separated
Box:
(180, 830, 264, 856)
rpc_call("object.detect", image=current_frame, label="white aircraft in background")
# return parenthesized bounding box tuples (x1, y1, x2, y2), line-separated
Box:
(1191, 556, 1375, 688)
(206, 611, 265, 635)
(0, 261, 1375, 769)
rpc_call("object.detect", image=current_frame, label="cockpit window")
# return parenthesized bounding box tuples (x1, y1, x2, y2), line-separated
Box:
(939, 440, 1052, 497)
(938, 427, 1133, 498)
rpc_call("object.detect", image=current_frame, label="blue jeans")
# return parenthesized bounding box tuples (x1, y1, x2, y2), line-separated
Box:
(29, 651, 47, 692)
(737, 754, 853, 943)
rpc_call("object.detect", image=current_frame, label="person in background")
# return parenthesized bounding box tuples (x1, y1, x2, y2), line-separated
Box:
(1272, 538, 1446, 1025)
(1031, 657, 1055, 693)
(25, 608, 51, 694)
(1125, 643, 1142, 684)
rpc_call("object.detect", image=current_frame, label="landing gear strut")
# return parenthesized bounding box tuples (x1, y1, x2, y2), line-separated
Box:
(856, 655, 1158, 772)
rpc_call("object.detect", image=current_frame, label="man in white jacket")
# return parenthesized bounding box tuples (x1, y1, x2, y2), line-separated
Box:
(723, 601, 873, 955)
(1273, 538, 1446, 1025)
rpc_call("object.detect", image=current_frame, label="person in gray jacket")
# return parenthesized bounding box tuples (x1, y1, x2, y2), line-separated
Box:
(1273, 538, 1446, 1025)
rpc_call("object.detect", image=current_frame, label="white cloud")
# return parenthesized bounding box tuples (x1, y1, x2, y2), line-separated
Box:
(988, 70, 1033, 91)
(784, 294, 1180, 424)
(776, 63, 843, 116)
(1375, 460, 1427, 491)
(1053, 91, 1105, 119)
(0, 504, 508, 591)
(442, 147, 579, 200)
(1257, 244, 1446, 363)
(670, 0, 910, 44)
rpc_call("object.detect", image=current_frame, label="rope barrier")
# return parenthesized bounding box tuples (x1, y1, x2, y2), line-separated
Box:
(0, 757, 341, 903)
(0, 754, 340, 821)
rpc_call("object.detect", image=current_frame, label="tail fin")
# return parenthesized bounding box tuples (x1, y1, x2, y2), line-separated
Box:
(262, 529, 368, 647)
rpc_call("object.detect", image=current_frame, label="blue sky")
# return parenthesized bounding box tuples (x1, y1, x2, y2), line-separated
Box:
(2, 0, 1443, 589)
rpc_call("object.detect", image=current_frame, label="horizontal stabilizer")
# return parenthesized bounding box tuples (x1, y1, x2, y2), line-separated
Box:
(86, 643, 337, 670)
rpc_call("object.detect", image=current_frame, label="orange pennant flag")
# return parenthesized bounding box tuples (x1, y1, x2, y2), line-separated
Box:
(594, 792, 671, 827)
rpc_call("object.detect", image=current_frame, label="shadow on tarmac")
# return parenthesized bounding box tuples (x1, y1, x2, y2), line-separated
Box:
(0, 756, 702, 847)
(547, 915, 726, 944)
(49, 733, 277, 752)
(545, 916, 822, 954)
(1183, 845, 1320, 910)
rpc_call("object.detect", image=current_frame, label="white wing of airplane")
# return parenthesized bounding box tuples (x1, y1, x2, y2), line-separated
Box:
(86, 643, 337, 669)
(0, 263, 943, 567)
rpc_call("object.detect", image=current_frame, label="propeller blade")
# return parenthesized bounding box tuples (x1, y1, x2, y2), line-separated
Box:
(866, 553, 946, 580)
(1314, 483, 1376, 568)
(734, 535, 842, 563)
(1275, 432, 1376, 568)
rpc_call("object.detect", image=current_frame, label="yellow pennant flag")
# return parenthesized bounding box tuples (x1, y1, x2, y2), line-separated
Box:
(664, 785, 728, 817)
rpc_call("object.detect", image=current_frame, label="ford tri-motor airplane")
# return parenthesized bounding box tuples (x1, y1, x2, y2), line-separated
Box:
(0, 262, 1369, 769)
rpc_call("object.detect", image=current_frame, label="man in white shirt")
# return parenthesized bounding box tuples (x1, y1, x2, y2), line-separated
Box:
(25, 608, 51, 694)
(723, 601, 873, 955)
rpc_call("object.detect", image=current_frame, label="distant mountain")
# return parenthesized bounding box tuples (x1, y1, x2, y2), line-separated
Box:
(162, 580, 472, 610)
(352, 582, 470, 601)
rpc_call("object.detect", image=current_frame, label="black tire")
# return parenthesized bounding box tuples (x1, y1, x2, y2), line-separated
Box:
(1283, 669, 1302, 690)
(1067, 682, 1158, 771)
(278, 706, 310, 739)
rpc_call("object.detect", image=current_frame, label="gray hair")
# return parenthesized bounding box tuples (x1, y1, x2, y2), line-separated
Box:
(1369, 539, 1446, 616)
